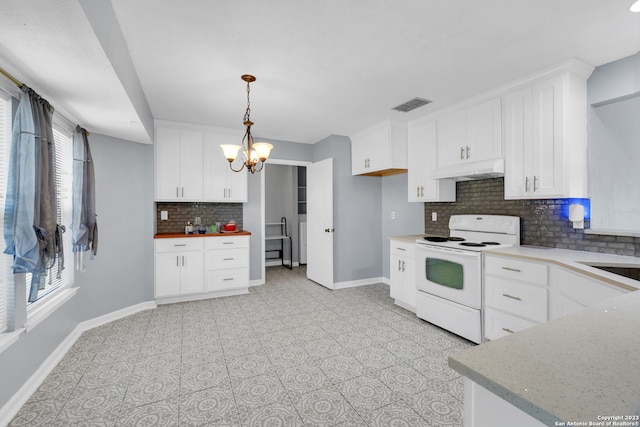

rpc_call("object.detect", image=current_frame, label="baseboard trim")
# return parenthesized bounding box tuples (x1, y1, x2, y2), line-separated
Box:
(0, 300, 156, 427)
(333, 277, 385, 290)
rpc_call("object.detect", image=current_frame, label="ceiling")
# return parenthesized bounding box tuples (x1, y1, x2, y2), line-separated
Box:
(0, 1, 639, 145)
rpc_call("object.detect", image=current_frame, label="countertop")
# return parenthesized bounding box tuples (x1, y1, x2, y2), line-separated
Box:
(154, 231, 251, 238)
(389, 234, 438, 244)
(449, 290, 640, 424)
(485, 245, 640, 292)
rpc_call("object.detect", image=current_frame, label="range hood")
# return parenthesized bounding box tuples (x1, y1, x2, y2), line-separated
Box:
(430, 158, 504, 181)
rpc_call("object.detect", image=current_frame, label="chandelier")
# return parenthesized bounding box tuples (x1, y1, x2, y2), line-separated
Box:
(220, 74, 273, 174)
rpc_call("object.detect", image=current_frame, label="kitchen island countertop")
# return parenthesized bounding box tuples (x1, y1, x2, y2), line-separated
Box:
(449, 289, 640, 425)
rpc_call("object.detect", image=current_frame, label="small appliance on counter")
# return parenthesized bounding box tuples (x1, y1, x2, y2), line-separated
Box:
(223, 220, 237, 232)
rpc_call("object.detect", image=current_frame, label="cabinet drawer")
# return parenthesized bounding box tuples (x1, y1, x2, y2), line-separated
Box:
(485, 256, 548, 285)
(390, 240, 415, 256)
(206, 249, 248, 270)
(206, 269, 249, 292)
(155, 238, 204, 253)
(485, 276, 548, 322)
(484, 308, 539, 341)
(205, 236, 249, 250)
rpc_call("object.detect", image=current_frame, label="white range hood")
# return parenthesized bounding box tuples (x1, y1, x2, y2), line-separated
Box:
(430, 158, 504, 181)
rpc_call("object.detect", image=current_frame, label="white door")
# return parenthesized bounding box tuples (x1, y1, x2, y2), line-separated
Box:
(307, 158, 334, 289)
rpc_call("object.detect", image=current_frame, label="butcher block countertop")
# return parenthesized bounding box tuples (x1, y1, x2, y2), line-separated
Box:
(154, 231, 251, 238)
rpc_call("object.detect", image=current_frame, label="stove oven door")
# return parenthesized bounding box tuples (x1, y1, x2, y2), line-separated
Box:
(414, 245, 482, 309)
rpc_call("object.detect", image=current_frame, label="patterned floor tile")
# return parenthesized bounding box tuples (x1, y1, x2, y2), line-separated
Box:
(26, 369, 83, 403)
(55, 384, 125, 425)
(238, 400, 304, 426)
(304, 338, 343, 359)
(9, 399, 64, 427)
(353, 346, 400, 371)
(133, 350, 181, 376)
(78, 360, 135, 391)
(221, 336, 263, 358)
(375, 364, 430, 398)
(258, 330, 299, 349)
(180, 361, 231, 394)
(122, 371, 180, 409)
(92, 342, 141, 365)
(139, 336, 182, 357)
(335, 373, 399, 415)
(182, 343, 226, 367)
(275, 363, 332, 399)
(410, 356, 460, 383)
(116, 397, 179, 426)
(232, 372, 290, 412)
(405, 388, 463, 427)
(364, 325, 403, 343)
(319, 354, 365, 383)
(292, 386, 364, 426)
(362, 400, 431, 427)
(179, 386, 239, 425)
(335, 331, 373, 351)
(384, 338, 427, 360)
(289, 324, 328, 342)
(265, 344, 310, 368)
(226, 352, 272, 381)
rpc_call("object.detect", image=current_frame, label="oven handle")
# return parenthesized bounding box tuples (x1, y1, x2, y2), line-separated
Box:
(415, 245, 481, 257)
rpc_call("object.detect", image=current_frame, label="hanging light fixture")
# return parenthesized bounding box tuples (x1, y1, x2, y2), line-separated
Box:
(220, 74, 273, 173)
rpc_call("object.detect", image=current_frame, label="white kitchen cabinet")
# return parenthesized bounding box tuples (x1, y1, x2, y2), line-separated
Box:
(203, 132, 248, 202)
(154, 238, 204, 298)
(351, 120, 407, 176)
(549, 267, 626, 320)
(389, 240, 416, 312)
(503, 68, 590, 199)
(155, 126, 204, 201)
(407, 120, 456, 202)
(434, 98, 502, 176)
(205, 235, 250, 293)
(483, 254, 548, 340)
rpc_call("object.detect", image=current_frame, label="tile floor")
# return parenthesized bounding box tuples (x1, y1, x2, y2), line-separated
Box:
(9, 266, 473, 426)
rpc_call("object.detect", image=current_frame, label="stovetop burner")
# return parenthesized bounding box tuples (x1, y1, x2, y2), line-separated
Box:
(448, 237, 465, 242)
(459, 242, 486, 247)
(481, 241, 501, 245)
(424, 236, 448, 242)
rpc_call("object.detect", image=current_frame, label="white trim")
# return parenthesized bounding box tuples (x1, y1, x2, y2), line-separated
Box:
(25, 287, 78, 332)
(249, 279, 264, 287)
(584, 229, 640, 238)
(0, 328, 25, 354)
(0, 76, 20, 99)
(333, 277, 386, 290)
(155, 289, 248, 305)
(0, 300, 156, 426)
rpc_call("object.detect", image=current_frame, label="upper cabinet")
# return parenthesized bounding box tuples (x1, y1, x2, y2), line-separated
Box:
(434, 98, 503, 176)
(407, 120, 456, 202)
(155, 126, 204, 201)
(155, 121, 248, 203)
(503, 63, 593, 199)
(351, 120, 408, 176)
(203, 132, 248, 202)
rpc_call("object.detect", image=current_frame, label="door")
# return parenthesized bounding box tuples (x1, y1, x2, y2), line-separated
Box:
(307, 158, 334, 288)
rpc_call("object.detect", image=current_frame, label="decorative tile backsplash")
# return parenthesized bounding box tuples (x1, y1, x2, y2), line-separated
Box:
(156, 202, 243, 234)
(424, 178, 640, 257)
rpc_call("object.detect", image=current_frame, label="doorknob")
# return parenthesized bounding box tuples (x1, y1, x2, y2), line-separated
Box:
(324, 228, 335, 232)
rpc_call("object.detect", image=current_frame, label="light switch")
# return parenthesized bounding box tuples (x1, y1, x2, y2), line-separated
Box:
(161, 211, 168, 220)
(432, 212, 437, 222)
(391, 211, 396, 220)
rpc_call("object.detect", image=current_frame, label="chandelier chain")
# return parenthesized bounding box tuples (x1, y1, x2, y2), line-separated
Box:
(244, 80, 251, 123)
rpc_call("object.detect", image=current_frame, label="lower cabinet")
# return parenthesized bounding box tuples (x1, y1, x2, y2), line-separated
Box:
(389, 239, 416, 312)
(154, 236, 249, 302)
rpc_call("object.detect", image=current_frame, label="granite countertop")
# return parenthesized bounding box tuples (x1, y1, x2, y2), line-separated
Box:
(485, 246, 640, 292)
(449, 290, 640, 425)
(154, 230, 251, 238)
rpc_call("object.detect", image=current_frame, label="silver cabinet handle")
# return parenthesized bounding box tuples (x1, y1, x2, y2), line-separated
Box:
(501, 266, 521, 272)
(398, 260, 402, 271)
(176, 187, 179, 197)
(401, 261, 405, 272)
(396, 247, 406, 251)
(466, 146, 470, 159)
(223, 242, 234, 245)
(182, 255, 185, 266)
(502, 327, 515, 334)
(525, 176, 530, 192)
(173, 244, 187, 247)
(182, 187, 184, 197)
(420, 186, 424, 197)
(223, 258, 234, 261)
(460, 147, 465, 160)
(417, 186, 420, 198)
(223, 278, 234, 281)
(533, 175, 538, 192)
(176, 256, 179, 267)
(502, 293, 522, 301)
(228, 188, 231, 198)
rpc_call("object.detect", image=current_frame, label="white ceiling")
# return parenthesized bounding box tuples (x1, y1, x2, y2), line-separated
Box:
(1, 0, 639, 145)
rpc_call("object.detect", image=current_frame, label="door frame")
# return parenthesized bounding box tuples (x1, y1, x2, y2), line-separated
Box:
(260, 159, 312, 284)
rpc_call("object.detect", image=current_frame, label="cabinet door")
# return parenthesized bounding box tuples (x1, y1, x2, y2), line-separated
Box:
(179, 130, 204, 200)
(466, 98, 502, 162)
(365, 126, 390, 172)
(180, 251, 204, 295)
(389, 253, 403, 300)
(401, 256, 416, 309)
(503, 88, 533, 198)
(225, 165, 248, 202)
(350, 133, 369, 175)
(155, 127, 182, 200)
(530, 76, 564, 197)
(155, 252, 182, 297)
(408, 120, 455, 202)
(203, 132, 231, 201)
(436, 110, 466, 168)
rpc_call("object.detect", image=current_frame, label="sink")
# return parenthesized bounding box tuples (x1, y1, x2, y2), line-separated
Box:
(577, 262, 640, 281)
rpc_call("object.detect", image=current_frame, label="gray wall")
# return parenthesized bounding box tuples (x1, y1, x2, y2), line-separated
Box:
(381, 174, 424, 278)
(0, 133, 154, 409)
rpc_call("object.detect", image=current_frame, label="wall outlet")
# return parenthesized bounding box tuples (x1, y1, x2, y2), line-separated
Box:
(161, 211, 168, 220)
(431, 212, 437, 222)
(391, 211, 396, 220)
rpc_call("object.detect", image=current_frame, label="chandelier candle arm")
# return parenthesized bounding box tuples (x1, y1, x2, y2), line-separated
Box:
(219, 74, 273, 174)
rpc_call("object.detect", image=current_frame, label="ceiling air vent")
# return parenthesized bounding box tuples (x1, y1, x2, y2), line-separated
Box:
(392, 97, 432, 113)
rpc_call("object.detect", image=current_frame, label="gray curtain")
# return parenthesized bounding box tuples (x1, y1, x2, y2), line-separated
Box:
(3, 85, 64, 302)
(71, 126, 97, 270)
